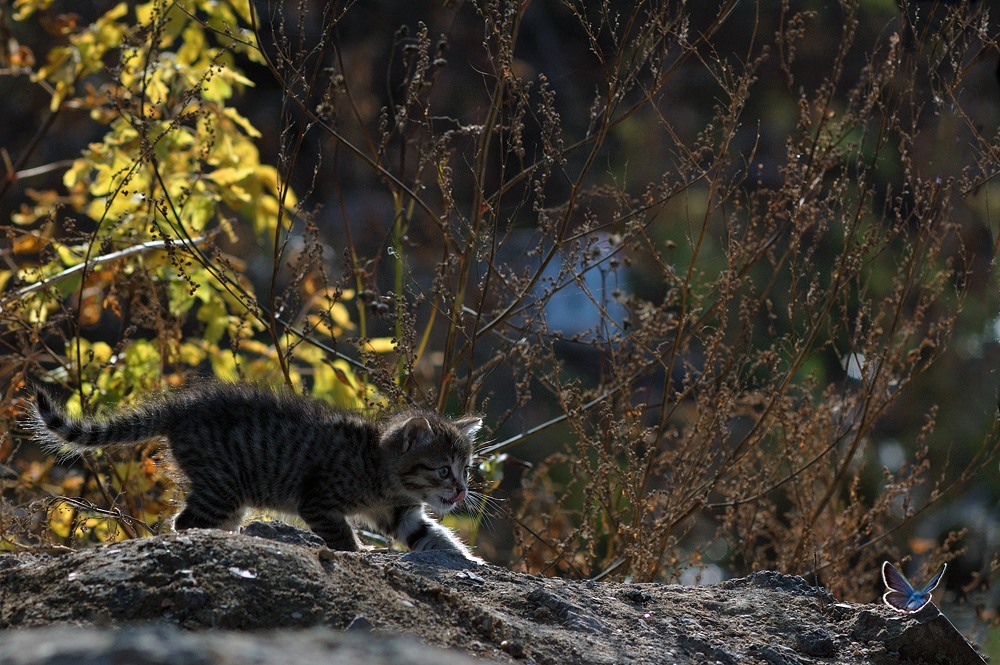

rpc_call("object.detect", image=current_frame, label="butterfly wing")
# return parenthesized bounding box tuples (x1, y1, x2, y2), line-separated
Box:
(918, 562, 947, 595)
(882, 589, 922, 612)
(881, 561, 945, 613)
(882, 562, 914, 595)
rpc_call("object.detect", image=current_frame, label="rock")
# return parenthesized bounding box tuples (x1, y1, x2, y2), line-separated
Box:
(796, 628, 837, 657)
(240, 520, 327, 549)
(400, 548, 484, 570)
(881, 607, 987, 665)
(525, 587, 607, 634)
(0, 524, 988, 664)
(0, 625, 483, 665)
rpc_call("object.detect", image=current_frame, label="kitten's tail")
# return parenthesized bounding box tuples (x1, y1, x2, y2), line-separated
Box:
(25, 386, 168, 457)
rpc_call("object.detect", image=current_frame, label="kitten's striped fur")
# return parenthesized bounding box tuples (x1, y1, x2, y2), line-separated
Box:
(26, 383, 483, 562)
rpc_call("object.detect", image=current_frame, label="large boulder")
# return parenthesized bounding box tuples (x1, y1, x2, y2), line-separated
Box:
(0, 524, 986, 664)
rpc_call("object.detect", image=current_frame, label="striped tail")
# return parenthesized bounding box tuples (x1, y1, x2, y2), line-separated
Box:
(26, 386, 168, 456)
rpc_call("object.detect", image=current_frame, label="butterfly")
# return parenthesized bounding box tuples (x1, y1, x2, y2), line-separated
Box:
(881, 561, 947, 613)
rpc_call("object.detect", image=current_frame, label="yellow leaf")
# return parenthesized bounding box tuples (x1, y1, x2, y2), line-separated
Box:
(49, 80, 70, 112)
(178, 341, 208, 366)
(208, 166, 256, 186)
(34, 45, 72, 85)
(363, 337, 396, 353)
(89, 3, 128, 46)
(239, 340, 273, 357)
(62, 475, 85, 494)
(89, 341, 114, 364)
(227, 0, 254, 25)
(182, 192, 218, 231)
(329, 302, 355, 330)
(224, 184, 252, 204)
(197, 299, 230, 344)
(256, 165, 286, 197)
(201, 74, 234, 103)
(220, 66, 254, 88)
(124, 339, 162, 375)
(48, 502, 73, 539)
(223, 106, 262, 138)
(321, 359, 366, 410)
(141, 74, 170, 105)
(54, 242, 83, 266)
(210, 352, 240, 382)
(13, 0, 57, 21)
(177, 24, 207, 66)
(13, 232, 48, 254)
(134, 1, 156, 26)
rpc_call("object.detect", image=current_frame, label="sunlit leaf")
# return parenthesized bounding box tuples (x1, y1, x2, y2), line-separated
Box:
(13, 0, 58, 21)
(54, 242, 83, 267)
(329, 302, 355, 330)
(123, 340, 162, 379)
(363, 337, 397, 353)
(13, 232, 48, 254)
(197, 298, 230, 344)
(176, 23, 207, 66)
(88, 341, 114, 364)
(48, 503, 73, 539)
(208, 166, 256, 186)
(178, 341, 208, 366)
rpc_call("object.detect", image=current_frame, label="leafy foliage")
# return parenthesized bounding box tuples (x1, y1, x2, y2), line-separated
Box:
(1, 0, 371, 544)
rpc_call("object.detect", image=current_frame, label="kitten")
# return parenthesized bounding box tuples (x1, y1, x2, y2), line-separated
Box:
(25, 382, 484, 562)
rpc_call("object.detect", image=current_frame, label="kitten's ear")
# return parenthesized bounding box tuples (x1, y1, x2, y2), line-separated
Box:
(403, 417, 434, 451)
(454, 416, 483, 440)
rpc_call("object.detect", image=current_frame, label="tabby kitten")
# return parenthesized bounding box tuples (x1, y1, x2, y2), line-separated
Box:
(26, 382, 483, 562)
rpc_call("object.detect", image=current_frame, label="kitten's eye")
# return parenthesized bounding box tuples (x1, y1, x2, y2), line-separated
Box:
(464, 465, 473, 479)
(436, 466, 450, 479)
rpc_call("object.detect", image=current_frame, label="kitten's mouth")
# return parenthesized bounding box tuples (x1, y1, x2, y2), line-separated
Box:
(437, 489, 467, 510)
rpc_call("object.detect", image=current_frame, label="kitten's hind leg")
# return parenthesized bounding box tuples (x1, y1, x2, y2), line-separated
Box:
(298, 502, 359, 551)
(173, 491, 244, 532)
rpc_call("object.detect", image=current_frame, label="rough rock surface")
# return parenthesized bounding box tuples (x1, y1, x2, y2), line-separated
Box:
(0, 523, 986, 664)
(0, 625, 483, 665)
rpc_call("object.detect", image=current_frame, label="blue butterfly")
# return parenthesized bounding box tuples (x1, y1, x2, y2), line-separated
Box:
(881, 561, 947, 613)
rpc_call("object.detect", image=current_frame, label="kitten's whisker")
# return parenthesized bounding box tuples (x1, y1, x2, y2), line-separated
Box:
(461, 495, 498, 534)
(463, 490, 505, 531)
(472, 492, 505, 515)
(474, 440, 498, 457)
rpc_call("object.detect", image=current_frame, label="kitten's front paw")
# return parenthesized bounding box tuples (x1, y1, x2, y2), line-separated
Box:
(444, 545, 485, 566)
(401, 547, 484, 569)
(463, 552, 485, 566)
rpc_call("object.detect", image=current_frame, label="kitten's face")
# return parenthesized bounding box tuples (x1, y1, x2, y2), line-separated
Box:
(384, 412, 482, 514)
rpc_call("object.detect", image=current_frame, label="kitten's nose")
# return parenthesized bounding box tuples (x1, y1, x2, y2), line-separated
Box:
(452, 489, 467, 504)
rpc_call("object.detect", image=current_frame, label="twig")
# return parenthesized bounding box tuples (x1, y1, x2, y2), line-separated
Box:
(0, 236, 208, 311)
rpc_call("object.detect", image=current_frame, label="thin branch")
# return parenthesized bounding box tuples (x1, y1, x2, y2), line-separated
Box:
(0, 237, 208, 310)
